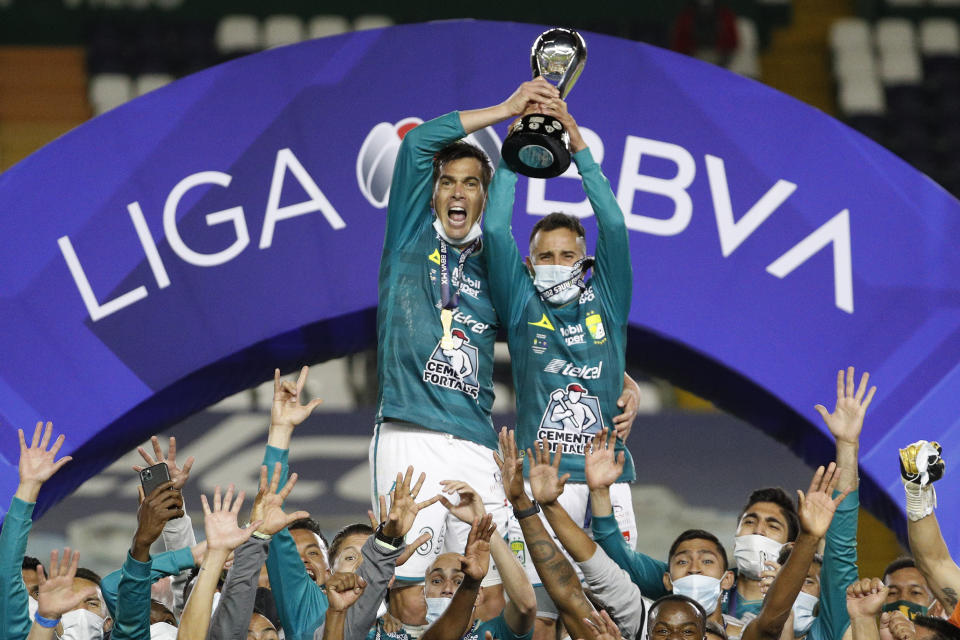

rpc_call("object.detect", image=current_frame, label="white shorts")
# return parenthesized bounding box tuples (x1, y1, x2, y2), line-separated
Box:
(506, 481, 636, 617)
(370, 420, 509, 586)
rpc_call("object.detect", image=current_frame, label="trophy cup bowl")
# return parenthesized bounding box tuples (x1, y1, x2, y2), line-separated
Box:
(501, 28, 587, 179)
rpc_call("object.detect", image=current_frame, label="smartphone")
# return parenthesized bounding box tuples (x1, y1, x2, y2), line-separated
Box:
(139, 462, 171, 496)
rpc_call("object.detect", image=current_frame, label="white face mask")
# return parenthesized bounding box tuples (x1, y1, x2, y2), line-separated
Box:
(433, 218, 481, 247)
(733, 534, 783, 580)
(792, 591, 818, 637)
(532, 264, 581, 304)
(425, 596, 452, 625)
(28, 596, 37, 619)
(59, 609, 105, 640)
(671, 574, 723, 614)
(150, 621, 179, 640)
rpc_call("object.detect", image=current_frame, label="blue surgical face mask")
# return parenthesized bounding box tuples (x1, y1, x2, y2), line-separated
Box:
(672, 574, 723, 614)
(792, 591, 818, 636)
(425, 596, 452, 625)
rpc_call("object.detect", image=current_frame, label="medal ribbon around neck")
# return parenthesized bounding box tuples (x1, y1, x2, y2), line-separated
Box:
(536, 255, 595, 301)
(438, 234, 481, 311)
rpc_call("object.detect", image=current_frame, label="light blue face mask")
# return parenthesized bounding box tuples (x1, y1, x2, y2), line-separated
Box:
(533, 264, 581, 304)
(792, 591, 818, 637)
(425, 597, 452, 625)
(672, 574, 723, 614)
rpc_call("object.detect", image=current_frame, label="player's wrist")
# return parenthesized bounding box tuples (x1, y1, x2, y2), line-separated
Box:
(14, 481, 41, 502)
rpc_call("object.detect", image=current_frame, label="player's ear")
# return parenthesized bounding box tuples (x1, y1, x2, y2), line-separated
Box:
(525, 256, 535, 276)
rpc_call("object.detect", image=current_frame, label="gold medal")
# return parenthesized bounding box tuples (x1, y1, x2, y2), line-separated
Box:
(440, 308, 454, 349)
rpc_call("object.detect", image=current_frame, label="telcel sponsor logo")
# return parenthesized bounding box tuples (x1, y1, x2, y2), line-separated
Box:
(543, 358, 603, 380)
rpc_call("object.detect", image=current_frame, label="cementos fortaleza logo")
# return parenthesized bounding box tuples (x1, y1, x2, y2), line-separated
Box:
(356, 118, 502, 208)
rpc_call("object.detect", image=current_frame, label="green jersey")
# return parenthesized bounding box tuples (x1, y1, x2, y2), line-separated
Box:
(377, 112, 499, 449)
(484, 148, 635, 483)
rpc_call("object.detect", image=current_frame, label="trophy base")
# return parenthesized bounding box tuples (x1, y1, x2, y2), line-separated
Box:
(501, 114, 571, 178)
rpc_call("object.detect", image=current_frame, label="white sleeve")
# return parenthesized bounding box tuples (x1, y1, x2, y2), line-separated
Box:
(577, 546, 646, 640)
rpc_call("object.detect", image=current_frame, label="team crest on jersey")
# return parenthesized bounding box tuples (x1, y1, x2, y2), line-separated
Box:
(585, 311, 606, 344)
(422, 330, 480, 399)
(538, 383, 605, 455)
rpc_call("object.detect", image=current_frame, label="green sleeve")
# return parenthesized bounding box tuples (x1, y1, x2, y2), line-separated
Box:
(477, 612, 533, 640)
(0, 497, 34, 640)
(482, 161, 535, 328)
(591, 513, 669, 598)
(101, 546, 195, 618)
(573, 147, 632, 323)
(384, 112, 467, 251)
(111, 553, 152, 640)
(808, 490, 859, 640)
(263, 446, 329, 640)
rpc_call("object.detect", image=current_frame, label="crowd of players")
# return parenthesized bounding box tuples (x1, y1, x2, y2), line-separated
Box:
(2, 79, 959, 640)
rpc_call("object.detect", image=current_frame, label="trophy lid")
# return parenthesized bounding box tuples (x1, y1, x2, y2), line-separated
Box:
(530, 28, 587, 99)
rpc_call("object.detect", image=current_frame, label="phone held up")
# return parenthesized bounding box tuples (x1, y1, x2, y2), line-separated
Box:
(139, 462, 171, 496)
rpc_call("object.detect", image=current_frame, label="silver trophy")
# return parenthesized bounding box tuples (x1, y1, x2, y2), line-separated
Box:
(501, 28, 587, 178)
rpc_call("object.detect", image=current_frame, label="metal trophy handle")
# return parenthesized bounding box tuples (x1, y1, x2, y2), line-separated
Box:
(501, 28, 587, 178)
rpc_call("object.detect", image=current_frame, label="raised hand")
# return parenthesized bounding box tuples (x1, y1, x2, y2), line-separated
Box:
(815, 367, 876, 444)
(251, 463, 310, 536)
(537, 98, 587, 153)
(502, 77, 559, 117)
(379, 466, 440, 538)
(847, 577, 889, 619)
(493, 427, 527, 505)
(133, 481, 184, 560)
(584, 428, 624, 491)
(759, 559, 782, 596)
(797, 462, 852, 539)
(271, 366, 324, 432)
(36, 548, 96, 619)
(581, 609, 620, 640)
(132, 436, 195, 490)
(16, 422, 72, 501)
(460, 514, 496, 582)
(528, 438, 569, 506)
(326, 572, 367, 612)
(439, 480, 487, 524)
(201, 485, 259, 552)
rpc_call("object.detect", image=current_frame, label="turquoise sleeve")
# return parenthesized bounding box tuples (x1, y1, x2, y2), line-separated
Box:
(477, 613, 534, 640)
(482, 162, 534, 328)
(262, 446, 329, 640)
(101, 547, 194, 618)
(111, 553, 152, 640)
(0, 496, 34, 640)
(384, 112, 467, 251)
(809, 490, 859, 640)
(573, 148, 632, 323)
(591, 513, 669, 598)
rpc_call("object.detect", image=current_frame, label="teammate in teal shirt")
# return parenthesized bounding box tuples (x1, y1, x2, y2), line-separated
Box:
(483, 99, 637, 624)
(371, 78, 563, 624)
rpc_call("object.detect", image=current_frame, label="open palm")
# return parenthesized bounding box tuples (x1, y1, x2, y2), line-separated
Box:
(202, 485, 257, 552)
(814, 367, 876, 443)
(584, 428, 623, 491)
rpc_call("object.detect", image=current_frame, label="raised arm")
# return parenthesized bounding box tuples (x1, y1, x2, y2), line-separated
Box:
(2, 422, 72, 640)
(459, 78, 558, 135)
(132, 435, 198, 611)
(495, 428, 595, 640)
(113, 480, 184, 640)
(846, 577, 888, 640)
(206, 465, 305, 640)
(422, 515, 497, 640)
(177, 485, 258, 640)
(743, 464, 852, 640)
(440, 480, 537, 634)
(528, 439, 595, 563)
(900, 441, 959, 613)
(585, 429, 668, 598)
(813, 367, 876, 639)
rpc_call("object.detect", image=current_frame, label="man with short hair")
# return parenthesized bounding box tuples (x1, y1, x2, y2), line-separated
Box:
(483, 97, 638, 632)
(647, 594, 708, 640)
(288, 518, 330, 586)
(663, 529, 740, 637)
(883, 558, 939, 620)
